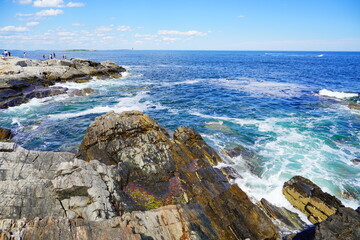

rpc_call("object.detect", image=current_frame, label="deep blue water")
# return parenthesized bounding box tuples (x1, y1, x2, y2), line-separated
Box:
(1, 50, 359, 211)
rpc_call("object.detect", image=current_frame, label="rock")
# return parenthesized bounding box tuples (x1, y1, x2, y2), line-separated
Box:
(0, 128, 13, 142)
(220, 166, 243, 181)
(0, 204, 219, 240)
(221, 145, 260, 174)
(0, 144, 127, 221)
(313, 207, 360, 239)
(60, 67, 89, 81)
(25, 86, 68, 99)
(79, 111, 279, 239)
(68, 88, 95, 97)
(283, 176, 343, 224)
(258, 198, 306, 233)
(221, 145, 255, 159)
(0, 89, 22, 102)
(0, 142, 16, 152)
(0, 217, 141, 240)
(288, 207, 360, 240)
(351, 158, 360, 164)
(349, 103, 360, 110)
(205, 121, 234, 133)
(0, 57, 126, 108)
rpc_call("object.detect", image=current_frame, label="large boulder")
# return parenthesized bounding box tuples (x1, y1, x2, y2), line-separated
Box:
(283, 176, 343, 224)
(79, 110, 279, 240)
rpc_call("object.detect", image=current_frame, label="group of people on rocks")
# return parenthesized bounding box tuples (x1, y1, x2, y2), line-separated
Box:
(42, 53, 67, 60)
(1, 50, 68, 60)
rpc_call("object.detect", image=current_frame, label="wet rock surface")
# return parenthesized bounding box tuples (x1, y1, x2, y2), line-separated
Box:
(258, 198, 306, 233)
(283, 175, 343, 224)
(0, 57, 126, 109)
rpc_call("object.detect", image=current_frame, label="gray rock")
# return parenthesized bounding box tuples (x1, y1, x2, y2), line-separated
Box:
(0, 146, 121, 221)
(0, 57, 126, 109)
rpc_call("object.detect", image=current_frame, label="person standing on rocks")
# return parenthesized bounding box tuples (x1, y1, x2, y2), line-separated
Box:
(53, 52, 56, 58)
(43, 55, 45, 60)
(24, 52, 26, 58)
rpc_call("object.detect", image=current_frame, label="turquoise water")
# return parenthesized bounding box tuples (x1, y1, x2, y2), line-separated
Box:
(1, 50, 359, 211)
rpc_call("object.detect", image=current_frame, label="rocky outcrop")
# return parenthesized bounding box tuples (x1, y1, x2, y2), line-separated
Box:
(258, 198, 306, 232)
(78, 111, 279, 239)
(0, 111, 280, 239)
(283, 176, 343, 224)
(0, 57, 125, 109)
(0, 128, 12, 142)
(287, 207, 360, 240)
(348, 102, 360, 110)
(0, 204, 219, 240)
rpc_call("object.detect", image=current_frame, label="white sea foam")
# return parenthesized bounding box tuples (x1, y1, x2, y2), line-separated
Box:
(318, 89, 358, 99)
(48, 91, 166, 120)
(5, 94, 70, 113)
(189, 111, 262, 125)
(161, 79, 202, 87)
(209, 79, 308, 98)
(316, 54, 324, 57)
(193, 110, 360, 209)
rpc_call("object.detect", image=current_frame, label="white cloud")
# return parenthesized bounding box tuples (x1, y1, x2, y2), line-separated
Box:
(102, 36, 114, 40)
(16, 13, 33, 17)
(0, 26, 29, 32)
(96, 26, 113, 32)
(60, 36, 73, 40)
(26, 22, 40, 26)
(117, 26, 132, 32)
(162, 37, 180, 42)
(58, 32, 75, 36)
(14, 0, 33, 4)
(158, 30, 207, 37)
(35, 9, 64, 16)
(237, 15, 246, 18)
(72, 23, 84, 27)
(66, 2, 85, 7)
(33, 0, 64, 7)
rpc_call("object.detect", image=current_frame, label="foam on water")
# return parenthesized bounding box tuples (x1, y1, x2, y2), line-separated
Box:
(193, 110, 360, 209)
(209, 79, 309, 98)
(318, 89, 359, 99)
(4, 94, 70, 113)
(48, 91, 166, 120)
(161, 79, 202, 87)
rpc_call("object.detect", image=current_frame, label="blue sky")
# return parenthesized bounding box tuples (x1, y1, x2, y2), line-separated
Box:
(0, 0, 359, 50)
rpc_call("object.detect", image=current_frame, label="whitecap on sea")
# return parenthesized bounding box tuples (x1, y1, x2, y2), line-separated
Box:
(318, 89, 359, 99)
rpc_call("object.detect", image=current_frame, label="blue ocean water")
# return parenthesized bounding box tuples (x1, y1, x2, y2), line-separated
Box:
(1, 50, 359, 211)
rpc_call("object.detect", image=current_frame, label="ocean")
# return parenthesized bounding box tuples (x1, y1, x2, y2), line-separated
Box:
(1, 50, 359, 215)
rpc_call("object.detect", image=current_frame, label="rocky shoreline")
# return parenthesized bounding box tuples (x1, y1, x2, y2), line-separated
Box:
(0, 57, 126, 109)
(0, 110, 358, 240)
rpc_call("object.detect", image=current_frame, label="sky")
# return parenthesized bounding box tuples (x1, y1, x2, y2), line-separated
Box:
(0, 0, 359, 51)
